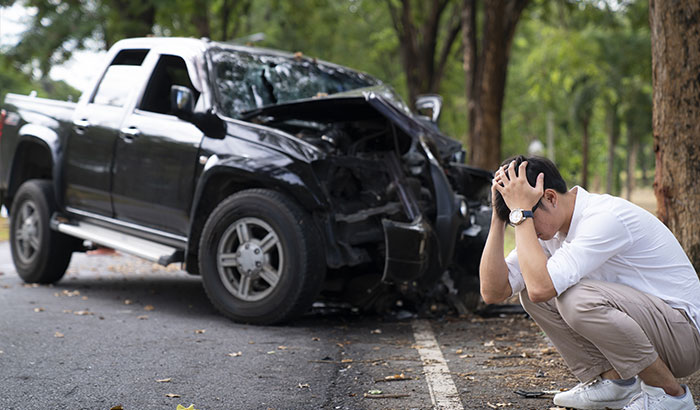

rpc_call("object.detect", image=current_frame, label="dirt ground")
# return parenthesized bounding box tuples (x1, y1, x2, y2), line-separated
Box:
(431, 310, 700, 409)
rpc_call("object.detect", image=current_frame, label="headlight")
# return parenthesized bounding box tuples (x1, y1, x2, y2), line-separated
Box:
(460, 199, 468, 218)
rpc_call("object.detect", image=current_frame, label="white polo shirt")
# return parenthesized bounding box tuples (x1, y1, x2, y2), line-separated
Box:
(505, 186, 700, 333)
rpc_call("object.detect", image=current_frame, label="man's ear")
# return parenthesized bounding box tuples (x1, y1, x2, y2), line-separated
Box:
(544, 189, 558, 208)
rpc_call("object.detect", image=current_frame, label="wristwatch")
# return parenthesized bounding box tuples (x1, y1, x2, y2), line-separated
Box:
(509, 209, 533, 226)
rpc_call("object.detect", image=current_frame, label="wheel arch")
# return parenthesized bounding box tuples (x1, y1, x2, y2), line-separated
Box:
(6, 133, 57, 211)
(184, 165, 327, 275)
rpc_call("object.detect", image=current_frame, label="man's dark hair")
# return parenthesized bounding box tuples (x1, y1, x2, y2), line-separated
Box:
(494, 155, 568, 221)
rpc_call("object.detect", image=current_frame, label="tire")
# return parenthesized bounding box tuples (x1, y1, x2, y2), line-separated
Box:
(198, 189, 325, 324)
(10, 180, 75, 283)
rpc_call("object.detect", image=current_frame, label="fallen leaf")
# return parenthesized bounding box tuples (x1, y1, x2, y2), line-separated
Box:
(227, 352, 242, 357)
(144, 305, 155, 311)
(110, 406, 124, 410)
(156, 378, 172, 383)
(33, 307, 45, 312)
(165, 393, 181, 398)
(54, 332, 64, 338)
(298, 383, 310, 388)
(194, 329, 206, 334)
(176, 405, 199, 410)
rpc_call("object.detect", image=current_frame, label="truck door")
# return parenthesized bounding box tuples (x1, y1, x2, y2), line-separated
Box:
(111, 54, 203, 236)
(63, 49, 149, 217)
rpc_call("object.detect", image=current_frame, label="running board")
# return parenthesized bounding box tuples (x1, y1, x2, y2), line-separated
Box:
(53, 219, 184, 266)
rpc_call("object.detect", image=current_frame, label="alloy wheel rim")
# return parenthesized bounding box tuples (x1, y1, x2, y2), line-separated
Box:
(217, 216, 284, 302)
(14, 200, 41, 265)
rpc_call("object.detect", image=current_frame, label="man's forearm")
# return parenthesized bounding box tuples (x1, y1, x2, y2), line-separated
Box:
(513, 220, 556, 302)
(479, 216, 512, 304)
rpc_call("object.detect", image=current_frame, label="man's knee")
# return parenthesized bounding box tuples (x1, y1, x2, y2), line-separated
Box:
(556, 280, 608, 331)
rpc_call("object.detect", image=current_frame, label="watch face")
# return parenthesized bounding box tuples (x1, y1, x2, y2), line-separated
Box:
(509, 209, 523, 225)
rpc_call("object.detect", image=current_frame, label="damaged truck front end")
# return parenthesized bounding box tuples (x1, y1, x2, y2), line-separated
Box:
(240, 90, 492, 314)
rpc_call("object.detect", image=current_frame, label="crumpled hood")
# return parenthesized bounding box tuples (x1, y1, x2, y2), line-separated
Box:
(240, 85, 463, 161)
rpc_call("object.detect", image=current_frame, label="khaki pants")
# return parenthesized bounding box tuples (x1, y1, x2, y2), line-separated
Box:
(520, 279, 700, 382)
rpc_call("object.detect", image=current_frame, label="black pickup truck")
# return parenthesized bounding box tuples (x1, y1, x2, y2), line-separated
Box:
(0, 37, 492, 324)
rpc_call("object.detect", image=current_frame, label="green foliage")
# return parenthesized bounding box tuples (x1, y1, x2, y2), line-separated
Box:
(1, 0, 653, 190)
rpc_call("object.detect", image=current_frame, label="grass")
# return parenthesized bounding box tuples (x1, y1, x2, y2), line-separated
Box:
(0, 217, 7, 242)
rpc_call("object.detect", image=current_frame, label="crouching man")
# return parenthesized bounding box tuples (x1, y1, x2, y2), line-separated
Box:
(479, 155, 700, 410)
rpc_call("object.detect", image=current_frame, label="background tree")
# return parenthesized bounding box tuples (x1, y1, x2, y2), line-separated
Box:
(384, 0, 462, 106)
(462, 0, 529, 171)
(649, 0, 700, 273)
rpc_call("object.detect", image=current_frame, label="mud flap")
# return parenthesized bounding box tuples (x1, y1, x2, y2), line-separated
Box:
(381, 217, 430, 283)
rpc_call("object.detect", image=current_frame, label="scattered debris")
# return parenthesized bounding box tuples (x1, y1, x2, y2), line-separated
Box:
(514, 389, 560, 399)
(33, 307, 45, 312)
(73, 310, 93, 316)
(370, 329, 382, 334)
(110, 406, 124, 410)
(486, 401, 512, 408)
(176, 405, 199, 410)
(277, 345, 287, 350)
(165, 393, 181, 398)
(363, 392, 410, 399)
(194, 329, 206, 334)
(298, 383, 310, 389)
(374, 373, 411, 383)
(144, 305, 155, 311)
(124, 299, 133, 305)
(54, 332, 64, 338)
(227, 352, 242, 357)
(156, 378, 172, 383)
(137, 315, 148, 320)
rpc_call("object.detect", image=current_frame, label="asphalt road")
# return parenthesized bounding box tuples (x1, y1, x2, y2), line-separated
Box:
(0, 242, 449, 410)
(5, 242, 694, 410)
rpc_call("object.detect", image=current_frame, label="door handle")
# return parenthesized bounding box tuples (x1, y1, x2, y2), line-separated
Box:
(73, 119, 90, 134)
(119, 126, 141, 141)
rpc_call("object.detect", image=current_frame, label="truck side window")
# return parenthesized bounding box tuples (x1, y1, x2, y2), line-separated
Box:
(92, 49, 149, 107)
(140, 55, 200, 115)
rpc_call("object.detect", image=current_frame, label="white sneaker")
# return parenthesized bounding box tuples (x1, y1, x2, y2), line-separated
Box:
(623, 382, 697, 410)
(553, 376, 642, 409)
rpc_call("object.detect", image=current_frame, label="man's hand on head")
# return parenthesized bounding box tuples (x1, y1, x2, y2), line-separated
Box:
(494, 160, 544, 211)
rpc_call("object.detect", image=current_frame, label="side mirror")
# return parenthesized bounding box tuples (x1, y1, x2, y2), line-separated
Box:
(415, 94, 443, 123)
(170, 85, 194, 120)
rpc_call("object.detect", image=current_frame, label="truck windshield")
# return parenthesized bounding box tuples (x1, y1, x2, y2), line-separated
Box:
(210, 48, 379, 118)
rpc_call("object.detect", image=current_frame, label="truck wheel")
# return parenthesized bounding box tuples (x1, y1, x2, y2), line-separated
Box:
(198, 189, 325, 324)
(10, 180, 74, 283)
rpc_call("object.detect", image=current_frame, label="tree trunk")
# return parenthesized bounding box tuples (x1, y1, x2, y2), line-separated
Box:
(463, 0, 529, 171)
(650, 0, 700, 274)
(626, 127, 638, 201)
(387, 0, 462, 107)
(581, 118, 589, 190)
(606, 104, 619, 194)
(191, 0, 211, 39)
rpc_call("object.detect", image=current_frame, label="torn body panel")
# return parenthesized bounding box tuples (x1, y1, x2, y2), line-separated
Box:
(241, 92, 491, 312)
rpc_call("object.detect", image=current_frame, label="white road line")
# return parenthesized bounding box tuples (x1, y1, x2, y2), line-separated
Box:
(412, 319, 464, 410)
